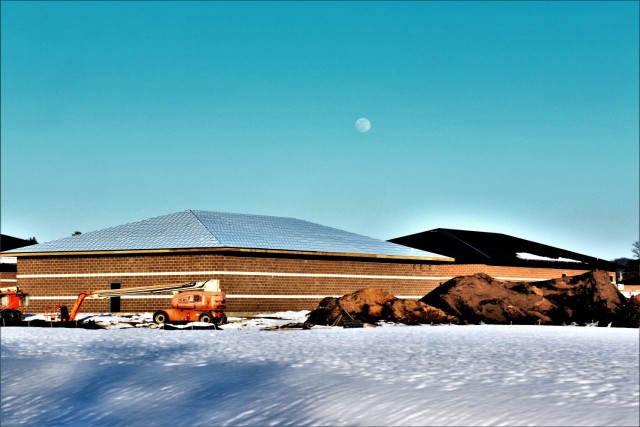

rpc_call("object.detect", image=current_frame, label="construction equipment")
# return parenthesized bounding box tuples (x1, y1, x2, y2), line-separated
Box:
(0, 286, 30, 323)
(63, 279, 227, 324)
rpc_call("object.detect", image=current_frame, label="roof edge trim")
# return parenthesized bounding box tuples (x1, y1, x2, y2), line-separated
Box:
(0, 247, 455, 262)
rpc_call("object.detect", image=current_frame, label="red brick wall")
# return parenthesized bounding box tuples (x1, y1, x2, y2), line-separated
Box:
(1, 270, 18, 285)
(15, 251, 602, 314)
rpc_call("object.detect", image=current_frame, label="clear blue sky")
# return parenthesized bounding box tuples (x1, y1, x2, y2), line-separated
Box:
(1, 1, 638, 260)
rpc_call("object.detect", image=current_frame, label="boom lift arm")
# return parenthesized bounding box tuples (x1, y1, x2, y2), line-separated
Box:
(66, 279, 221, 321)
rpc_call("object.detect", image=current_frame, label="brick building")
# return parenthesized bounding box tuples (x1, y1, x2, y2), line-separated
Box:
(1, 210, 613, 314)
(0, 234, 37, 288)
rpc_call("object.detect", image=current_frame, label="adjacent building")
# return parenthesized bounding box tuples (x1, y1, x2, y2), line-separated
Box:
(389, 228, 620, 281)
(0, 234, 36, 287)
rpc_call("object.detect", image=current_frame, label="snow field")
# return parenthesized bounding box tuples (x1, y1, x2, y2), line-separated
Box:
(1, 318, 639, 426)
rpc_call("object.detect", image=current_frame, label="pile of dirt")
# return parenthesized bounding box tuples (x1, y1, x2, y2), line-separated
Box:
(421, 270, 639, 327)
(306, 288, 457, 326)
(619, 294, 640, 328)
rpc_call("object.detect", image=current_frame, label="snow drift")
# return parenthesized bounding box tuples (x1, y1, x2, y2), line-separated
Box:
(1, 319, 638, 426)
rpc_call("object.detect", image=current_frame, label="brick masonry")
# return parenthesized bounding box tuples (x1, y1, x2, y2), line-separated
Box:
(15, 250, 608, 314)
(1, 270, 17, 284)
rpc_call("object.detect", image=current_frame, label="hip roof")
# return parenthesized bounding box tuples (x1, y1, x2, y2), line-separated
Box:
(3, 210, 447, 259)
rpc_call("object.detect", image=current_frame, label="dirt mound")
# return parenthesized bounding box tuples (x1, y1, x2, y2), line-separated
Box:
(619, 294, 640, 328)
(421, 270, 635, 327)
(306, 288, 456, 326)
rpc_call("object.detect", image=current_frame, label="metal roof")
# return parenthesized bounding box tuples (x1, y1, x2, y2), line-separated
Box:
(3, 210, 446, 258)
(390, 228, 619, 270)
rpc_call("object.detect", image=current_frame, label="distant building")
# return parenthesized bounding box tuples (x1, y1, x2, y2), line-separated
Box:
(1, 211, 617, 314)
(389, 228, 620, 282)
(0, 234, 37, 287)
(617, 259, 640, 294)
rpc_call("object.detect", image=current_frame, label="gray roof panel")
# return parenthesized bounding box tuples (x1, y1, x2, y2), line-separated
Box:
(3, 210, 445, 258)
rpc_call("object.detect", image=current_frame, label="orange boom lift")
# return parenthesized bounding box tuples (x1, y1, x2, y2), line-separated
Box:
(0, 286, 30, 323)
(64, 279, 226, 324)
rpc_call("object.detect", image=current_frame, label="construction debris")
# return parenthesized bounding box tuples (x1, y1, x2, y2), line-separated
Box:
(306, 288, 456, 326)
(421, 270, 639, 327)
(305, 271, 639, 328)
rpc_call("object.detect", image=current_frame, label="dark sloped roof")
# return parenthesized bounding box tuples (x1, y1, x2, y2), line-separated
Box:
(0, 234, 36, 252)
(2, 210, 447, 259)
(389, 228, 620, 270)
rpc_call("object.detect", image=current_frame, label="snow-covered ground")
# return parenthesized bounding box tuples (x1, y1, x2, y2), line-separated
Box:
(1, 311, 638, 426)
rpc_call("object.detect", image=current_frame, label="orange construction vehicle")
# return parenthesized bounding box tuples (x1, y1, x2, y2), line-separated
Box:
(63, 279, 227, 324)
(0, 286, 30, 323)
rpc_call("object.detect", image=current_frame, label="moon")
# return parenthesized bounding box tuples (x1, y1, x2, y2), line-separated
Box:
(355, 117, 371, 133)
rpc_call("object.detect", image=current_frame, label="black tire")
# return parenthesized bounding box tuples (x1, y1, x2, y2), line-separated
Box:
(198, 313, 213, 323)
(0, 310, 20, 325)
(153, 311, 169, 324)
(214, 313, 227, 325)
(0, 310, 10, 324)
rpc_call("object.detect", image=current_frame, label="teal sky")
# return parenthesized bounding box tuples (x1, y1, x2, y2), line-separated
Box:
(2, 1, 638, 260)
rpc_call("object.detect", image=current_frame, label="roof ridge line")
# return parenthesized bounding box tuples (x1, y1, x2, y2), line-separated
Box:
(443, 229, 492, 259)
(188, 209, 223, 247)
